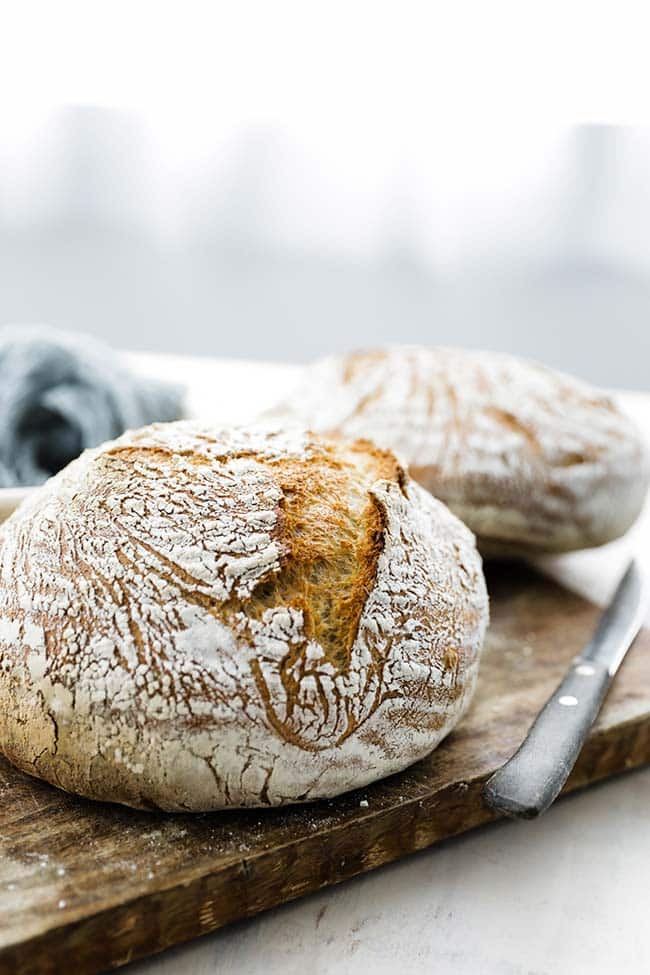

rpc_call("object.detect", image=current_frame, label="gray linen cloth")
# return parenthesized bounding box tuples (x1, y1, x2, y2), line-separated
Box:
(0, 326, 184, 487)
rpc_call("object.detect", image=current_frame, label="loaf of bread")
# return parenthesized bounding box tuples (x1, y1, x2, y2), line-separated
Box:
(0, 423, 488, 810)
(269, 347, 649, 555)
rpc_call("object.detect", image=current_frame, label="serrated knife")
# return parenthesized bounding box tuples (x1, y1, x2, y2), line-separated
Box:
(483, 559, 648, 819)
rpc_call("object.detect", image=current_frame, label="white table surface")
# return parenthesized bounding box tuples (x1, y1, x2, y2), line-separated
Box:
(21, 353, 650, 975)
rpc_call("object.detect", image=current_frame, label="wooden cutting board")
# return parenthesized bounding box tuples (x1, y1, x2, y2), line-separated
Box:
(1, 561, 649, 975)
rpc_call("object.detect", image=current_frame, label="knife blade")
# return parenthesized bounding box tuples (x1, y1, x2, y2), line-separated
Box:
(483, 559, 648, 819)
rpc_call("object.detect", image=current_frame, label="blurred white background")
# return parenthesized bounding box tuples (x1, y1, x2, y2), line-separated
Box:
(1, 2, 650, 387)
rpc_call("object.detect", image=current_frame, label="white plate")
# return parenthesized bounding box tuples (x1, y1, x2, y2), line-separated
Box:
(0, 486, 37, 522)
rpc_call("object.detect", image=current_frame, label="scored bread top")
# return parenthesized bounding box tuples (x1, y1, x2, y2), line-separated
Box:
(269, 346, 649, 553)
(0, 423, 488, 810)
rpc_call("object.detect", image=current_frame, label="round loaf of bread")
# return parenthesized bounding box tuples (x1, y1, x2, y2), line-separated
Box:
(269, 347, 649, 555)
(0, 423, 488, 811)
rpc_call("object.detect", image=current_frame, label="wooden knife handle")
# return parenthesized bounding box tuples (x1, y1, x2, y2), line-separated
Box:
(483, 658, 612, 819)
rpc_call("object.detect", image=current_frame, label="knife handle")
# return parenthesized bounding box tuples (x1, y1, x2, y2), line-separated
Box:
(483, 657, 612, 819)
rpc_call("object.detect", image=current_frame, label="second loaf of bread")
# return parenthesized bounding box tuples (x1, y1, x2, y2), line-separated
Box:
(269, 346, 649, 554)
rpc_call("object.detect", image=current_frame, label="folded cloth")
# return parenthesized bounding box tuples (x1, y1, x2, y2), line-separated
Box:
(0, 326, 185, 487)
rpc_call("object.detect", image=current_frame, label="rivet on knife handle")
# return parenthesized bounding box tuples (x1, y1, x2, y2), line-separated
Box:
(483, 560, 647, 820)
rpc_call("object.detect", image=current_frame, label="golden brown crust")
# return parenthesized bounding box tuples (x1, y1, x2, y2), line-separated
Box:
(242, 443, 401, 670)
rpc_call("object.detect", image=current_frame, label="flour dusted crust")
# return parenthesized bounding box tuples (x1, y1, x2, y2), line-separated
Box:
(270, 347, 649, 554)
(0, 423, 488, 811)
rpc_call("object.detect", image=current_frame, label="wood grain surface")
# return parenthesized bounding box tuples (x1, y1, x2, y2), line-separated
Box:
(1, 561, 649, 975)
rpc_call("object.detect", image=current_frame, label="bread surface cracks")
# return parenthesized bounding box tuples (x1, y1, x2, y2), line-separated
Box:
(111, 440, 403, 673)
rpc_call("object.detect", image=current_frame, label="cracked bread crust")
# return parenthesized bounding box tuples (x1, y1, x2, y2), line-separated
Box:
(0, 423, 488, 811)
(269, 347, 650, 554)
